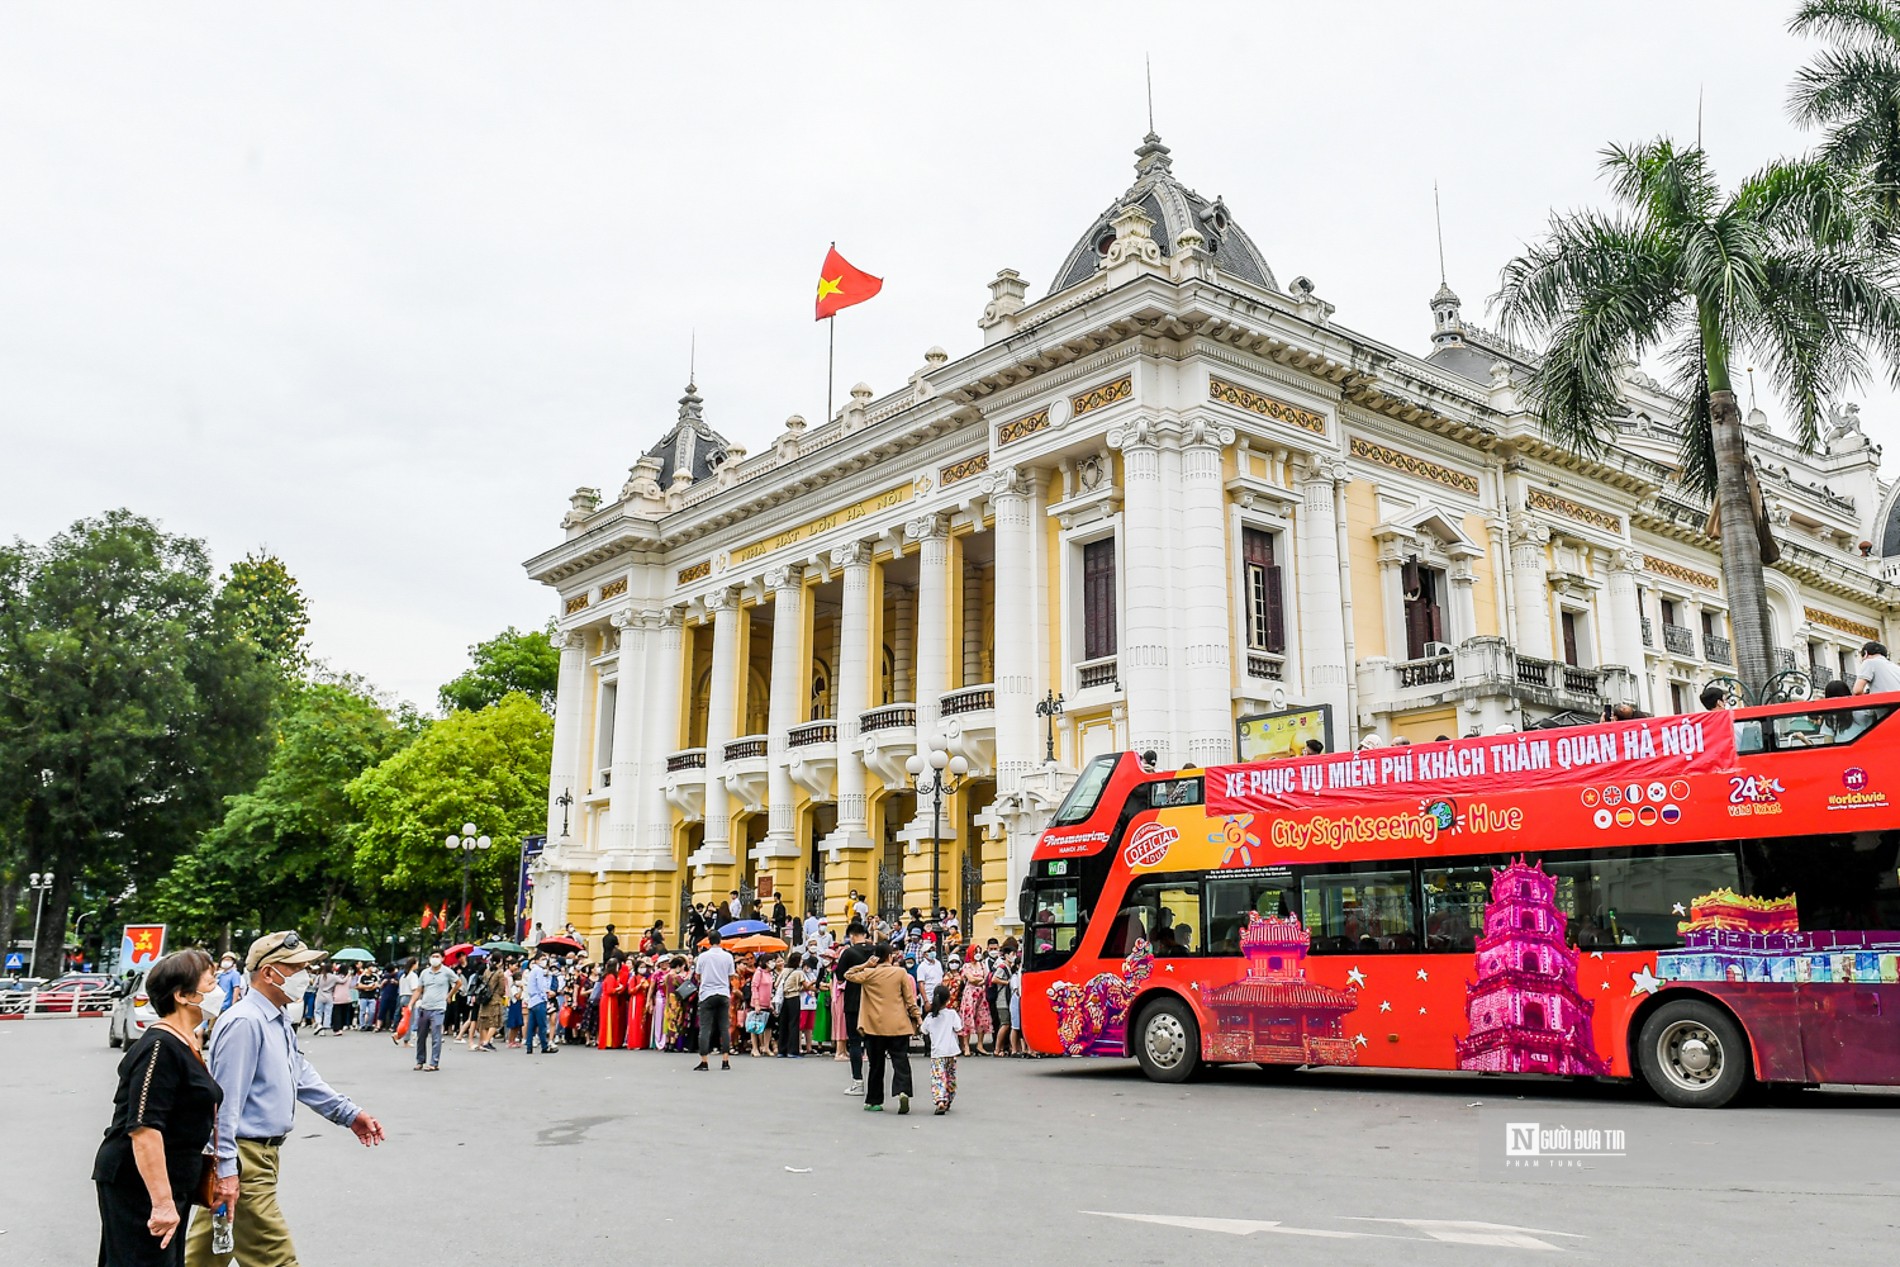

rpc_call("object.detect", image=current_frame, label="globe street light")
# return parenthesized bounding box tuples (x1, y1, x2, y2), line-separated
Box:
(444, 823, 491, 939)
(905, 744, 969, 938)
(26, 872, 55, 977)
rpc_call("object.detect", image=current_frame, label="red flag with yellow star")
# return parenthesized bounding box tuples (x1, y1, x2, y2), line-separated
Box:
(815, 245, 882, 320)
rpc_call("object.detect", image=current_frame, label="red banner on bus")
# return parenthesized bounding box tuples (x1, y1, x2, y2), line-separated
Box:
(1208, 714, 1737, 815)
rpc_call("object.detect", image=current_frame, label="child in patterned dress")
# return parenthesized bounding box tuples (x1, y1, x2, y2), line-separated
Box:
(922, 983, 963, 1115)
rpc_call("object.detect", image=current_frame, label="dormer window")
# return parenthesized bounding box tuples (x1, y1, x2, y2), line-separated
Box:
(1095, 229, 1116, 257)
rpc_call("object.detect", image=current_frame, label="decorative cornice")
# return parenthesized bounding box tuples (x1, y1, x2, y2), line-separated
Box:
(1070, 375, 1133, 418)
(1208, 376, 1326, 435)
(1526, 489, 1621, 534)
(1806, 605, 1880, 641)
(996, 408, 1050, 447)
(1348, 436, 1480, 494)
(599, 577, 628, 601)
(1643, 554, 1721, 592)
(564, 593, 591, 615)
(940, 452, 991, 486)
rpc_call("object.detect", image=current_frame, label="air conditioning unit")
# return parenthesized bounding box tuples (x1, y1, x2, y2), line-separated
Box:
(1424, 641, 1455, 658)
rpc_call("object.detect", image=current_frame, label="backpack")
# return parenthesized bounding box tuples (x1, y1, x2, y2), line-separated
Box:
(468, 974, 491, 1007)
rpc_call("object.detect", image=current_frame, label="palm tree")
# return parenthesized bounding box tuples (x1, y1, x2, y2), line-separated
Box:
(1497, 139, 1900, 691)
(1790, 0, 1900, 239)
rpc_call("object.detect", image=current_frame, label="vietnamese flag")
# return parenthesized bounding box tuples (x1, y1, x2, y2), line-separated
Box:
(420, 903, 434, 931)
(815, 245, 882, 320)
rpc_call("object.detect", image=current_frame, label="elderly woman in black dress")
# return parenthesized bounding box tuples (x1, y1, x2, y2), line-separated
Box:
(93, 948, 223, 1265)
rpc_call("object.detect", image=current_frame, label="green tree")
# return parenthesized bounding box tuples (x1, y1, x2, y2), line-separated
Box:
(438, 624, 561, 715)
(1791, 0, 1900, 239)
(217, 552, 312, 681)
(1497, 140, 1900, 688)
(151, 678, 407, 945)
(0, 512, 282, 970)
(347, 692, 552, 939)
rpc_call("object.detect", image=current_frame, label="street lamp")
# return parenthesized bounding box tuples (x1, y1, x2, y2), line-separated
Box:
(26, 872, 55, 977)
(555, 788, 574, 839)
(905, 743, 969, 938)
(444, 823, 491, 939)
(1035, 689, 1065, 763)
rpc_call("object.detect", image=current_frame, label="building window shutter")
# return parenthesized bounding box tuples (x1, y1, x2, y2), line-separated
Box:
(1263, 564, 1286, 654)
(1083, 539, 1117, 660)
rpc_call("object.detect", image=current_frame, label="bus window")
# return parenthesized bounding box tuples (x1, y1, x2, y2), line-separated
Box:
(1544, 850, 1740, 949)
(1022, 850, 1115, 972)
(1422, 867, 1489, 952)
(1147, 777, 1203, 808)
(1108, 877, 1203, 958)
(1769, 704, 1894, 748)
(1051, 755, 1118, 826)
(1301, 867, 1417, 953)
(1206, 874, 1295, 955)
(1741, 831, 1900, 929)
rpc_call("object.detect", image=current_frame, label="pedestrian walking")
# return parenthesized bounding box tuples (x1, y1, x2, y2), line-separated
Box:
(407, 952, 459, 1071)
(375, 967, 399, 1033)
(476, 958, 508, 1051)
(922, 983, 963, 1114)
(523, 953, 557, 1055)
(692, 929, 735, 1071)
(774, 952, 806, 1058)
(328, 969, 356, 1034)
(844, 942, 921, 1114)
(182, 932, 384, 1267)
(93, 949, 222, 1266)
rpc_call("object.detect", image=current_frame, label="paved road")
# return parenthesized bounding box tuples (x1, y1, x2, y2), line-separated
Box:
(4, 1016, 1898, 1264)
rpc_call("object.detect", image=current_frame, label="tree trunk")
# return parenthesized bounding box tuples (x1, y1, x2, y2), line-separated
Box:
(33, 868, 75, 977)
(1709, 388, 1776, 691)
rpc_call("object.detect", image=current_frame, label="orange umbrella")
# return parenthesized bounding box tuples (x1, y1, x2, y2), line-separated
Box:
(721, 933, 789, 954)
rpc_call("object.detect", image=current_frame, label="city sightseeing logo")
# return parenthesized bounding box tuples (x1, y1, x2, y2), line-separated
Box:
(1123, 821, 1179, 868)
(1583, 780, 1686, 830)
(1827, 766, 1888, 812)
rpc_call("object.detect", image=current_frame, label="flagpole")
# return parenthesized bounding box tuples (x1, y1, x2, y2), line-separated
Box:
(826, 316, 835, 423)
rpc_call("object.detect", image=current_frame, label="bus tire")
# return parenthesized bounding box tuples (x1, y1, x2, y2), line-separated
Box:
(1636, 998, 1750, 1109)
(1133, 997, 1201, 1084)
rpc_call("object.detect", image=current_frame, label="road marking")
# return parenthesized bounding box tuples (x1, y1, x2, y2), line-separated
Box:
(1084, 1211, 1582, 1252)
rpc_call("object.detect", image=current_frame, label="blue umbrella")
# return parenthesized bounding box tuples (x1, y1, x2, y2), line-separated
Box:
(718, 919, 771, 937)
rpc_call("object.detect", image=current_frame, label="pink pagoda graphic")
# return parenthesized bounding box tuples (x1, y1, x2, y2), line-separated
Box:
(1196, 913, 1359, 1065)
(1456, 859, 1608, 1075)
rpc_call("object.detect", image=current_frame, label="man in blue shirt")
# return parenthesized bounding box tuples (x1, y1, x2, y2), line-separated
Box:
(215, 952, 243, 1009)
(185, 931, 384, 1267)
(522, 954, 557, 1055)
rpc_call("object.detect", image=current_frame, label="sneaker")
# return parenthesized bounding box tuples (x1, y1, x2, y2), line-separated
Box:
(844, 1080, 864, 1095)
(863, 1104, 883, 1112)
(933, 1106, 946, 1115)
(721, 1059, 731, 1070)
(897, 1093, 910, 1115)
(693, 1062, 709, 1071)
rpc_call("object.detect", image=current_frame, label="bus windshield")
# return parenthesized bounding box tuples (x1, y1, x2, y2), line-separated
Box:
(1051, 755, 1116, 825)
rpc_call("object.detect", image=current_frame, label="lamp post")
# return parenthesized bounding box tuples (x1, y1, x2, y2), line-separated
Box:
(26, 872, 55, 977)
(1035, 689, 1065, 763)
(905, 743, 969, 936)
(555, 789, 573, 839)
(444, 823, 491, 939)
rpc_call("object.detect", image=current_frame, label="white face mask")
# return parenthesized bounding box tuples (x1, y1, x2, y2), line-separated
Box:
(276, 969, 312, 1012)
(196, 984, 225, 1024)
(429, 956, 443, 969)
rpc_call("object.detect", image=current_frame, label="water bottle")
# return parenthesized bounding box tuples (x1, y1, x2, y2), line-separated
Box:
(211, 1202, 234, 1255)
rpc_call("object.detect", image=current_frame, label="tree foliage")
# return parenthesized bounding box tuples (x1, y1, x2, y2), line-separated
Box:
(0, 512, 283, 969)
(1791, 0, 1900, 239)
(151, 679, 407, 945)
(217, 551, 312, 681)
(347, 693, 552, 934)
(438, 624, 561, 715)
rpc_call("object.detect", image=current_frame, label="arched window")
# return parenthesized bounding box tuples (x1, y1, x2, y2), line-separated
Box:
(1521, 950, 1539, 973)
(1524, 1001, 1548, 1030)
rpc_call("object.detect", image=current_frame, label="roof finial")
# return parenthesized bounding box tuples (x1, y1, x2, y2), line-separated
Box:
(688, 328, 696, 391)
(1145, 54, 1155, 136)
(1696, 84, 1704, 149)
(1434, 181, 1447, 285)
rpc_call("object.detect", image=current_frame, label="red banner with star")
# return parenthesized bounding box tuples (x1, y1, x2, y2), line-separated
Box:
(814, 245, 882, 320)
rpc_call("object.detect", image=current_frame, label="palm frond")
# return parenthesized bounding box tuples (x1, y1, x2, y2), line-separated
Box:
(1789, 46, 1900, 127)
(1599, 138, 1720, 227)
(1789, 0, 1900, 48)
(1732, 155, 1868, 248)
(1661, 332, 1718, 497)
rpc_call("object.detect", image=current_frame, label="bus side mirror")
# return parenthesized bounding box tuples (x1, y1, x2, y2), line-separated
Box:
(1018, 885, 1033, 927)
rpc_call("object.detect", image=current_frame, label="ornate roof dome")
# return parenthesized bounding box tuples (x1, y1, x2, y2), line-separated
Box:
(642, 381, 732, 489)
(1047, 132, 1277, 295)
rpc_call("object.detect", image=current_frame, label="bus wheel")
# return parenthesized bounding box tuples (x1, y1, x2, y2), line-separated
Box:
(1636, 1000, 1749, 1109)
(1134, 998, 1200, 1084)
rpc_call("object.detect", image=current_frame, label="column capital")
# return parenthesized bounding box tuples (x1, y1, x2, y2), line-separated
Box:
(1508, 512, 1551, 548)
(1298, 453, 1345, 485)
(1181, 414, 1236, 451)
(905, 512, 949, 545)
(764, 564, 804, 591)
(609, 608, 637, 630)
(561, 629, 587, 651)
(1107, 415, 1161, 452)
(704, 586, 741, 613)
(985, 464, 1037, 501)
(636, 605, 683, 631)
(830, 541, 872, 570)
(1607, 546, 1644, 575)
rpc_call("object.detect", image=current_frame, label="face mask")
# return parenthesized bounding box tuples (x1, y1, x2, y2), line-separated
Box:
(429, 956, 443, 969)
(277, 969, 311, 1013)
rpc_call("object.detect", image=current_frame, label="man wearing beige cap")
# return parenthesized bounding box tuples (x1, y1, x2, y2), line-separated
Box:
(185, 931, 384, 1265)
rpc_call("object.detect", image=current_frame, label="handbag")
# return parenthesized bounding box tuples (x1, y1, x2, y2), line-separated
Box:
(674, 977, 697, 1001)
(188, 1043, 218, 1208)
(745, 1009, 768, 1035)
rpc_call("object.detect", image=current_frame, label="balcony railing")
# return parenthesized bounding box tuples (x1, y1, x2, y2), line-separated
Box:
(941, 685, 995, 717)
(860, 704, 917, 735)
(1515, 656, 1552, 689)
(1561, 664, 1601, 697)
(1662, 624, 1697, 657)
(1077, 655, 1119, 690)
(1395, 655, 1455, 689)
(1246, 652, 1285, 680)
(787, 721, 837, 748)
(1775, 648, 1797, 673)
(1705, 634, 1732, 666)
(1641, 616, 1653, 648)
(723, 736, 768, 762)
(666, 748, 707, 773)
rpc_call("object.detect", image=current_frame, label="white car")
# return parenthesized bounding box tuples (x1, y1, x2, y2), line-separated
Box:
(107, 972, 157, 1048)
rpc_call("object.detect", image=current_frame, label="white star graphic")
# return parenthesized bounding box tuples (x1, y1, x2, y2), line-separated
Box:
(1588, 951, 1604, 960)
(1629, 965, 1662, 997)
(1415, 968, 1430, 982)
(1418, 1006, 1428, 1015)
(1163, 963, 1175, 973)
(1600, 980, 1609, 990)
(1346, 966, 1367, 987)
(1378, 1000, 1392, 1013)
(1352, 1032, 1368, 1048)
(1672, 902, 1687, 916)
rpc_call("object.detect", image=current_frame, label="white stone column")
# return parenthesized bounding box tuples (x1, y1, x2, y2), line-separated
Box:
(1108, 418, 1174, 765)
(604, 610, 646, 855)
(696, 588, 741, 866)
(763, 566, 804, 859)
(1449, 558, 1480, 646)
(1179, 416, 1237, 766)
(989, 467, 1040, 796)
(1296, 457, 1350, 726)
(546, 630, 588, 842)
(1603, 550, 1646, 684)
(910, 514, 952, 750)
(638, 607, 685, 865)
(824, 542, 873, 851)
(1510, 515, 1555, 660)
(892, 583, 914, 703)
(962, 559, 984, 687)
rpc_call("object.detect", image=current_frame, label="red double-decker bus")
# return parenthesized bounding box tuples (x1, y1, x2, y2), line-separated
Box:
(1017, 698, 1900, 1107)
